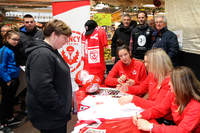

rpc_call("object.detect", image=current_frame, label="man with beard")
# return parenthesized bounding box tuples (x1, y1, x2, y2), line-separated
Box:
(130, 11, 154, 60)
(111, 14, 137, 63)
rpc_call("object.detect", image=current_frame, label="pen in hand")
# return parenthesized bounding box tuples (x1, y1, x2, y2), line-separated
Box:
(136, 112, 138, 120)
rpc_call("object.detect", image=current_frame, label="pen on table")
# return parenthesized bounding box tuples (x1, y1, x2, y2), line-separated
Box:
(136, 112, 138, 120)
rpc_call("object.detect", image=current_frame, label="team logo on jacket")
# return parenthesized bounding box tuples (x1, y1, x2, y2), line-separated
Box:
(132, 70, 137, 75)
(146, 28, 150, 35)
(60, 31, 83, 75)
(88, 47, 100, 63)
(137, 35, 146, 46)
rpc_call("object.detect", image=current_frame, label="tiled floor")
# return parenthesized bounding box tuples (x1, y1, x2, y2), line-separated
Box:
(12, 114, 78, 133)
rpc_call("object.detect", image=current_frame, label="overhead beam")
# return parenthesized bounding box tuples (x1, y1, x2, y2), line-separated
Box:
(0, 0, 52, 2)
(0, 2, 51, 7)
(4, 7, 52, 12)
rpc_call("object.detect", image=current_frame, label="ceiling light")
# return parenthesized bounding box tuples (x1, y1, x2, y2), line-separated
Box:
(94, 3, 109, 10)
(143, 4, 155, 8)
(157, 12, 165, 15)
(90, 11, 97, 14)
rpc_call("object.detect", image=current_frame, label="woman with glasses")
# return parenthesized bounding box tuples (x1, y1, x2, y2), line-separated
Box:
(0, 30, 20, 128)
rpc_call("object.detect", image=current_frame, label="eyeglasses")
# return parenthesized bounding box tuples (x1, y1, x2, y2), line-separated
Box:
(25, 21, 34, 24)
(155, 21, 164, 24)
(1, 30, 9, 33)
(11, 38, 20, 42)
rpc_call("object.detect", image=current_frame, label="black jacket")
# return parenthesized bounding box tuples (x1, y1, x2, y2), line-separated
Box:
(111, 21, 137, 57)
(130, 24, 154, 59)
(17, 26, 44, 65)
(152, 27, 179, 66)
(0, 34, 3, 49)
(25, 40, 72, 129)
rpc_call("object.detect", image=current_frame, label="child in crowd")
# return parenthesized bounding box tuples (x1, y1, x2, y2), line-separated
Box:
(133, 66, 200, 133)
(0, 25, 11, 49)
(0, 30, 20, 127)
(105, 40, 147, 87)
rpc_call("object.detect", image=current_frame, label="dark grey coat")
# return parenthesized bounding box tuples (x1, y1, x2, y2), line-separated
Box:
(25, 40, 72, 130)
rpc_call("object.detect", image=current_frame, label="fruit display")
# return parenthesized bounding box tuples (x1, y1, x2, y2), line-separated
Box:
(104, 47, 112, 61)
(104, 40, 112, 61)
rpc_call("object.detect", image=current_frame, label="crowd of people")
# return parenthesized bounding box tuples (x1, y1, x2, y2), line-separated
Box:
(0, 10, 200, 133)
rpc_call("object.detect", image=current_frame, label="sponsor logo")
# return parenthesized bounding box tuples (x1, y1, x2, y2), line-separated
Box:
(137, 35, 146, 46)
(132, 70, 137, 75)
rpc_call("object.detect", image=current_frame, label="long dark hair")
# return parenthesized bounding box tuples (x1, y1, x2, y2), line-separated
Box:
(116, 39, 131, 57)
(171, 66, 200, 114)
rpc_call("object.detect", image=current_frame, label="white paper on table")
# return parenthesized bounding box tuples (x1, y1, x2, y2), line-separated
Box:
(78, 95, 143, 120)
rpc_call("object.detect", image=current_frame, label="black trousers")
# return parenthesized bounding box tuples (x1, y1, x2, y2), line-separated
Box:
(40, 124, 67, 133)
(0, 78, 19, 123)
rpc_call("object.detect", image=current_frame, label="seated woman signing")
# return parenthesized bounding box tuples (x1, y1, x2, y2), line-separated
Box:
(104, 40, 147, 87)
(118, 48, 173, 109)
(133, 66, 200, 133)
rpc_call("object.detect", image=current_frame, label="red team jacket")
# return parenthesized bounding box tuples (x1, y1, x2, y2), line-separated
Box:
(104, 58, 147, 87)
(82, 26, 107, 81)
(130, 73, 171, 109)
(141, 92, 200, 133)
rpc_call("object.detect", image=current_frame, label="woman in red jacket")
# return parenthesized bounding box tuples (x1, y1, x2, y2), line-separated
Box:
(104, 40, 147, 87)
(133, 66, 200, 133)
(118, 48, 173, 109)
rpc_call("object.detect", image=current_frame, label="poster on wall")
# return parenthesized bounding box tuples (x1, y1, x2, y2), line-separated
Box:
(52, 0, 90, 91)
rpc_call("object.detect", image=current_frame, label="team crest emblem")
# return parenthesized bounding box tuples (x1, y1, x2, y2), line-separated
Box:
(132, 70, 137, 75)
(88, 48, 100, 63)
(60, 31, 83, 75)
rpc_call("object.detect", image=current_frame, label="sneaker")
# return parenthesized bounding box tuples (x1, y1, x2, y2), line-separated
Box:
(0, 124, 4, 130)
(1, 127, 14, 133)
(6, 118, 14, 123)
(5, 117, 23, 127)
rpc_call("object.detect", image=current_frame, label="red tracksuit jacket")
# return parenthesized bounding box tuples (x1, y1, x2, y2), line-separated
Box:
(104, 58, 147, 87)
(141, 92, 200, 133)
(130, 73, 170, 109)
(82, 26, 107, 82)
